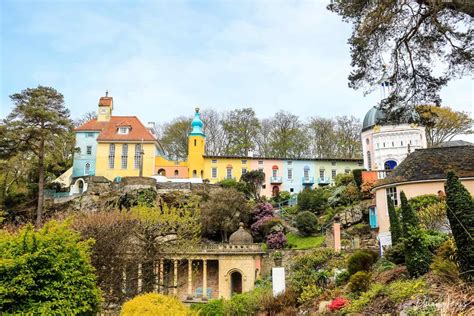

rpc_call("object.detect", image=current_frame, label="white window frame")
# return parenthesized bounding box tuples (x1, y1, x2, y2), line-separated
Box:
(121, 144, 128, 169)
(118, 127, 129, 135)
(331, 169, 337, 178)
(386, 187, 398, 207)
(211, 167, 218, 178)
(84, 162, 91, 175)
(242, 168, 247, 175)
(108, 144, 115, 169)
(134, 144, 141, 169)
(319, 169, 325, 180)
(226, 167, 232, 179)
(287, 168, 293, 180)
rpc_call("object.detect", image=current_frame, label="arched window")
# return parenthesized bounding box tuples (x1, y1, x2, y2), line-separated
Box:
(194, 139, 197, 146)
(192, 170, 197, 177)
(367, 151, 372, 170)
(84, 162, 91, 175)
(174, 170, 179, 176)
(272, 165, 278, 178)
(303, 165, 310, 179)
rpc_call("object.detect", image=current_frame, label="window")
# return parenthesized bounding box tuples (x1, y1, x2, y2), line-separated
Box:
(304, 169, 309, 179)
(212, 159, 217, 164)
(258, 160, 263, 165)
(193, 170, 197, 178)
(386, 187, 398, 207)
(242, 168, 247, 175)
(118, 127, 129, 134)
(241, 160, 247, 164)
(174, 170, 179, 176)
(108, 144, 115, 169)
(211, 167, 217, 178)
(134, 144, 141, 169)
(377, 143, 380, 149)
(319, 169, 325, 180)
(288, 169, 293, 180)
(121, 144, 128, 169)
(401, 141, 403, 146)
(84, 162, 91, 175)
(290, 188, 294, 193)
(366, 138, 369, 144)
(392, 141, 394, 147)
(358, 161, 363, 166)
(272, 169, 277, 178)
(86, 146, 92, 155)
(262, 184, 266, 189)
(226, 167, 232, 179)
(86, 132, 94, 138)
(345, 168, 351, 174)
(194, 139, 197, 146)
(367, 151, 372, 170)
(410, 140, 412, 145)
(383, 142, 386, 147)
(331, 161, 336, 166)
(287, 161, 293, 165)
(332, 169, 337, 178)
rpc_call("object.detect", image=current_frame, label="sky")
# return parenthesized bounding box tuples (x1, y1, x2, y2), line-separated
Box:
(1, 0, 473, 140)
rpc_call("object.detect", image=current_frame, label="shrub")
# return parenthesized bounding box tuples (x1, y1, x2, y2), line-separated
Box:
(430, 257, 460, 284)
(335, 270, 350, 286)
(387, 197, 402, 245)
(345, 283, 384, 312)
(373, 257, 397, 273)
(409, 194, 439, 212)
(384, 242, 405, 264)
(297, 188, 330, 214)
(385, 279, 427, 303)
(335, 173, 354, 186)
(445, 171, 474, 281)
(260, 287, 299, 314)
(418, 201, 449, 231)
(225, 286, 270, 315)
(436, 238, 458, 263)
(328, 297, 349, 311)
(348, 271, 371, 293)
(295, 211, 319, 236)
(352, 169, 365, 189)
(348, 223, 370, 236)
(347, 249, 378, 275)
(423, 230, 448, 252)
(298, 284, 323, 304)
(340, 183, 362, 205)
(121, 293, 189, 316)
(195, 299, 225, 316)
(266, 231, 287, 249)
(0, 221, 101, 315)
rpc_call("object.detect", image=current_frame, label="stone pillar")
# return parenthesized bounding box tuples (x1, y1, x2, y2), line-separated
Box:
(202, 259, 208, 300)
(159, 259, 164, 293)
(137, 263, 142, 293)
(173, 259, 178, 296)
(187, 259, 193, 299)
(333, 216, 341, 253)
(154, 261, 159, 292)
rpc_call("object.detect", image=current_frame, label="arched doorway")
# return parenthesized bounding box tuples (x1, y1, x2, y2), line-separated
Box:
(230, 271, 242, 296)
(157, 168, 166, 176)
(272, 185, 280, 197)
(71, 178, 86, 195)
(384, 160, 397, 170)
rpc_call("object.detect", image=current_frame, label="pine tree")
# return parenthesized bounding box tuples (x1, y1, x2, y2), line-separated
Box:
(445, 171, 474, 281)
(400, 191, 431, 277)
(387, 197, 402, 245)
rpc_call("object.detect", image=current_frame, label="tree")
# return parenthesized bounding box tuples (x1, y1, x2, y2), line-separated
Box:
(297, 188, 330, 215)
(222, 108, 260, 156)
(4, 86, 72, 227)
(158, 117, 191, 160)
(255, 118, 273, 157)
(445, 171, 474, 281)
(295, 211, 319, 236)
(201, 108, 228, 156)
(201, 188, 251, 242)
(334, 116, 362, 158)
(239, 169, 265, 200)
(387, 197, 402, 245)
(307, 117, 337, 158)
(74, 111, 97, 127)
(329, 1, 473, 119)
(267, 110, 309, 158)
(0, 221, 101, 314)
(416, 105, 473, 147)
(400, 191, 431, 277)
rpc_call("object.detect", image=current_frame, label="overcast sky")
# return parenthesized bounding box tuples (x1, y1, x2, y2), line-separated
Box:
(1, 0, 473, 139)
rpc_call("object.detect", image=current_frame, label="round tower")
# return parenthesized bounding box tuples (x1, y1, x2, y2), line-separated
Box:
(188, 108, 206, 178)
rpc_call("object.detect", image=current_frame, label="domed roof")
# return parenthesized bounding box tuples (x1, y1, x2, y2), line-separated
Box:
(190, 107, 205, 136)
(362, 106, 385, 131)
(229, 222, 253, 244)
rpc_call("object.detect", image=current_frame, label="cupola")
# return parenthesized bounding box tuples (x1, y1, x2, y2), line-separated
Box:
(229, 222, 253, 244)
(189, 107, 205, 137)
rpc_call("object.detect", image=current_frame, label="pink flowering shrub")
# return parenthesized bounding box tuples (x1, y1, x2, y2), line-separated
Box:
(252, 202, 274, 221)
(266, 231, 287, 249)
(328, 297, 348, 311)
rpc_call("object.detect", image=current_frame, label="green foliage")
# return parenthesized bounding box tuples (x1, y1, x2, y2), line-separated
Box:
(445, 171, 474, 281)
(385, 279, 427, 303)
(335, 173, 354, 187)
(418, 202, 449, 231)
(218, 178, 247, 192)
(0, 221, 101, 314)
(352, 169, 365, 189)
(423, 230, 448, 252)
(408, 194, 440, 212)
(193, 299, 225, 315)
(298, 284, 323, 304)
(271, 190, 292, 204)
(239, 169, 265, 200)
(121, 293, 189, 316)
(297, 188, 330, 214)
(286, 232, 324, 250)
(347, 249, 378, 275)
(347, 223, 370, 236)
(348, 271, 371, 293)
(387, 197, 402, 245)
(346, 283, 384, 312)
(373, 257, 397, 273)
(384, 242, 405, 264)
(335, 270, 350, 286)
(224, 286, 270, 315)
(295, 211, 319, 236)
(430, 256, 460, 284)
(400, 191, 431, 278)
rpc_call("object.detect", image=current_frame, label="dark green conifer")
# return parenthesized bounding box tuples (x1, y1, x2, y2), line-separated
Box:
(400, 191, 431, 277)
(387, 197, 402, 245)
(445, 171, 474, 281)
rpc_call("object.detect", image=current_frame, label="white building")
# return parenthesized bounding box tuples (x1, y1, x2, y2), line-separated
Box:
(361, 107, 427, 172)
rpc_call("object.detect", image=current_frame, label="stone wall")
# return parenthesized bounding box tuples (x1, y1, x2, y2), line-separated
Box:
(260, 249, 314, 277)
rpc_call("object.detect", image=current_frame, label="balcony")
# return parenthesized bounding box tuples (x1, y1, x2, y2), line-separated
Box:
(270, 176, 283, 184)
(317, 177, 331, 185)
(301, 177, 314, 185)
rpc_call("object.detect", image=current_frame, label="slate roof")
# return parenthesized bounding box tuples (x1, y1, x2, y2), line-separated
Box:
(203, 155, 362, 162)
(75, 116, 156, 142)
(375, 146, 474, 187)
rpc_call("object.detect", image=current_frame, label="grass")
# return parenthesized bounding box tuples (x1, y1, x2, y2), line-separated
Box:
(286, 232, 325, 250)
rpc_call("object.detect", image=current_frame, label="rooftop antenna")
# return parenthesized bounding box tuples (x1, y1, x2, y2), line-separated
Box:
(105, 90, 109, 97)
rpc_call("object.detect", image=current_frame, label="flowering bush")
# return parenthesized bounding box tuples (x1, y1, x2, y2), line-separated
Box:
(328, 297, 348, 311)
(251, 215, 274, 236)
(266, 231, 287, 249)
(252, 202, 275, 221)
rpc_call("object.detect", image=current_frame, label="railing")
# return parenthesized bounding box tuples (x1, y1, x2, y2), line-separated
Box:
(301, 177, 315, 184)
(317, 177, 331, 184)
(175, 243, 264, 253)
(44, 190, 70, 198)
(270, 176, 283, 184)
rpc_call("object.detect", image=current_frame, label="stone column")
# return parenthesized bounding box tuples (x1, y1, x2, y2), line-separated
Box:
(159, 259, 164, 293)
(137, 263, 142, 293)
(187, 259, 193, 299)
(154, 261, 159, 292)
(202, 259, 208, 300)
(173, 259, 178, 296)
(333, 216, 341, 253)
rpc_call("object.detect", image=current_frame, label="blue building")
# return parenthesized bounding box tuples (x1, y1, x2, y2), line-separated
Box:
(72, 131, 99, 178)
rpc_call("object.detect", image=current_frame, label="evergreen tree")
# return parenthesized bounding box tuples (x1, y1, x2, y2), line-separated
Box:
(387, 197, 402, 245)
(4, 86, 72, 227)
(445, 171, 474, 281)
(400, 191, 431, 277)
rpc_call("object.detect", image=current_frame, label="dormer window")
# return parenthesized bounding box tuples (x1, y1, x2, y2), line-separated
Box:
(118, 127, 130, 134)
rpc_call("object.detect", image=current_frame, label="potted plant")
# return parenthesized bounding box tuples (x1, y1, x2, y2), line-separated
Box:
(272, 251, 283, 266)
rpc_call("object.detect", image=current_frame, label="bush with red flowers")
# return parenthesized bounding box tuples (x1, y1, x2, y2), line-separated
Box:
(328, 297, 348, 311)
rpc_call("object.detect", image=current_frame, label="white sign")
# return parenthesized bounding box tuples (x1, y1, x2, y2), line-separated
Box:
(272, 267, 285, 296)
(377, 232, 392, 256)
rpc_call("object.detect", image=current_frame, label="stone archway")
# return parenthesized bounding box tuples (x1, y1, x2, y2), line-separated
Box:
(71, 178, 87, 195)
(230, 271, 242, 296)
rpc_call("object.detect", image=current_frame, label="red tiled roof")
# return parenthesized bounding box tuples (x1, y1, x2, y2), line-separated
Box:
(75, 116, 156, 142)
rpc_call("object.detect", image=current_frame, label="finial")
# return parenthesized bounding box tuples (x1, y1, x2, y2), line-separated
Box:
(239, 222, 244, 228)
(105, 90, 109, 97)
(195, 107, 200, 114)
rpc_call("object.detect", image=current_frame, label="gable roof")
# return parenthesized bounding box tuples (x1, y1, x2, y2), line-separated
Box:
(75, 116, 156, 142)
(375, 146, 474, 188)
